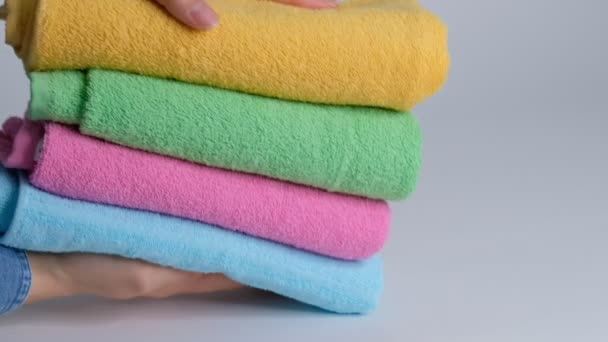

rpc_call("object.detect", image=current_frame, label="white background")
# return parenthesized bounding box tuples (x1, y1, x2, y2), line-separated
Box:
(1, 0, 607, 340)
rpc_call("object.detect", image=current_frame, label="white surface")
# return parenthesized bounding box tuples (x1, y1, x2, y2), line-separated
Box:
(1, 0, 607, 340)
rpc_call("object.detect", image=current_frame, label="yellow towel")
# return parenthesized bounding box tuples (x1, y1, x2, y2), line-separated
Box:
(3, 0, 449, 110)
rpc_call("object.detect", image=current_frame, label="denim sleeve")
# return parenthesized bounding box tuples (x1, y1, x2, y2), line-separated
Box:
(0, 246, 31, 316)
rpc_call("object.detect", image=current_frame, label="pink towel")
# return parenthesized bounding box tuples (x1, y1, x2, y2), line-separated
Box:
(0, 117, 390, 260)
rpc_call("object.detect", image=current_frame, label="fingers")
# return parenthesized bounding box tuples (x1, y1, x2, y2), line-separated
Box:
(188, 274, 243, 294)
(154, 0, 219, 30)
(154, 0, 336, 31)
(124, 262, 242, 299)
(272, 0, 338, 10)
(54, 252, 243, 301)
(146, 273, 243, 299)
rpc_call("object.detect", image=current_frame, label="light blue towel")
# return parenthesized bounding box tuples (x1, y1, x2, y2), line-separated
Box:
(0, 167, 382, 314)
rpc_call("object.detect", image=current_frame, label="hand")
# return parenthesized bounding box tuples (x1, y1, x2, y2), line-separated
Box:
(26, 252, 242, 304)
(153, 0, 337, 30)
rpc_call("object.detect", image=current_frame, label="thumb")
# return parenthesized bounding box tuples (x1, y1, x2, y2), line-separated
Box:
(271, 0, 338, 9)
(155, 0, 219, 30)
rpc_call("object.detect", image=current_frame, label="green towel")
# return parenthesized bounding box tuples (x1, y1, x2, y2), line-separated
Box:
(29, 70, 422, 200)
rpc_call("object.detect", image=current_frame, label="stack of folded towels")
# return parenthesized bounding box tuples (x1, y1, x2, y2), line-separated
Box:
(0, 0, 449, 314)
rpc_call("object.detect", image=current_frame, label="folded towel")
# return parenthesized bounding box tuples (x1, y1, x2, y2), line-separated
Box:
(0, 167, 383, 314)
(0, 118, 390, 260)
(3, 0, 449, 111)
(29, 70, 423, 200)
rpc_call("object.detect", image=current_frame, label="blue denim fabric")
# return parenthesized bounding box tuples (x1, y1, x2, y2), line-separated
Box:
(0, 246, 31, 316)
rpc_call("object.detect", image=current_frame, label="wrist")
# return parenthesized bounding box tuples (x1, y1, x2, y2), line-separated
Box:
(25, 253, 77, 304)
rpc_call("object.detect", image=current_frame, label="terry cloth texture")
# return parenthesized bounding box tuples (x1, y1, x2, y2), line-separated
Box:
(28, 70, 423, 200)
(0, 167, 383, 314)
(3, 0, 450, 110)
(1, 118, 390, 260)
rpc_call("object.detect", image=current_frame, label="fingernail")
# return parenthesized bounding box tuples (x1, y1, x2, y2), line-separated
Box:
(189, 4, 219, 30)
(326, 0, 339, 8)
(309, 0, 339, 9)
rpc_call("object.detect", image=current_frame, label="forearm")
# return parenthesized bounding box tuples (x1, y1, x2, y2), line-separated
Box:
(1, 246, 242, 316)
